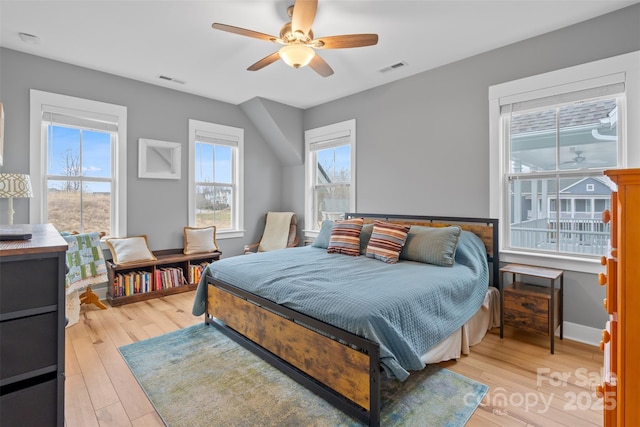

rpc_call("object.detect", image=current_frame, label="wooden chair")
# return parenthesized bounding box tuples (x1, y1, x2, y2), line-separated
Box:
(63, 231, 109, 315)
(244, 212, 299, 254)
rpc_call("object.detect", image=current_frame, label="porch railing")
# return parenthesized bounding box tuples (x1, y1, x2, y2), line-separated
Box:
(510, 217, 610, 255)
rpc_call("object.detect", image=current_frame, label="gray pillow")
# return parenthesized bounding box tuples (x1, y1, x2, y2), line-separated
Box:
(400, 225, 461, 266)
(359, 223, 374, 254)
(311, 220, 334, 249)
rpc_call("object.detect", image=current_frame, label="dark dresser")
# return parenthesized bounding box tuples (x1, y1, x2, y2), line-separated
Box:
(0, 224, 67, 426)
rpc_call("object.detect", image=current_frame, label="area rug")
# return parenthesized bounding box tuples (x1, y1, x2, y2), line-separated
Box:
(119, 324, 488, 427)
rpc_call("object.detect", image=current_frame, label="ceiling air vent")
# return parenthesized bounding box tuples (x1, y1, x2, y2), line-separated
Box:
(378, 61, 408, 73)
(157, 75, 186, 85)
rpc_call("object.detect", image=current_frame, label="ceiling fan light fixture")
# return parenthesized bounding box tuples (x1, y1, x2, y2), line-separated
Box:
(279, 43, 315, 68)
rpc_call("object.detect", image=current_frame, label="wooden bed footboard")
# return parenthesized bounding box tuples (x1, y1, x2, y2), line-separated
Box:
(205, 279, 382, 426)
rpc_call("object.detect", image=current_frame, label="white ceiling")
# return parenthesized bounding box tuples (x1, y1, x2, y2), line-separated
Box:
(1, 0, 636, 109)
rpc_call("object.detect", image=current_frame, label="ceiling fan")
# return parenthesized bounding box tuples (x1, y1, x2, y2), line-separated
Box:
(562, 147, 608, 168)
(564, 150, 587, 165)
(211, 0, 379, 77)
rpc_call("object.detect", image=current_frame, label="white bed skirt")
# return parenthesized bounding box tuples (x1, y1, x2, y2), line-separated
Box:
(420, 287, 500, 364)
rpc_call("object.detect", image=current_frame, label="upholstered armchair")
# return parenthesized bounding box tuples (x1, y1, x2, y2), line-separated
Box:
(244, 212, 299, 254)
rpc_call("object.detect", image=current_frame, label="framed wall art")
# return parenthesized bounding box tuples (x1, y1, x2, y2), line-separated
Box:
(138, 138, 181, 179)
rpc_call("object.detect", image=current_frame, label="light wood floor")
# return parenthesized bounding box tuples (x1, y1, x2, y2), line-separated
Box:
(65, 292, 604, 427)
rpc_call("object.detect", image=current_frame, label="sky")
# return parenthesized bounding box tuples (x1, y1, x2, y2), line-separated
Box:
(195, 142, 231, 184)
(47, 125, 111, 192)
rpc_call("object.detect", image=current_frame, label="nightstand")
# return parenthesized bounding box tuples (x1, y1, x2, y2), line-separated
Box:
(500, 263, 564, 354)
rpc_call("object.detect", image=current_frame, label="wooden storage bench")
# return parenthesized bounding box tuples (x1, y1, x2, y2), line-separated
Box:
(106, 248, 221, 306)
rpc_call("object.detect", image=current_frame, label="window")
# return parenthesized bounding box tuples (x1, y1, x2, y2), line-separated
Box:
(574, 199, 591, 213)
(490, 51, 640, 271)
(188, 119, 244, 238)
(304, 119, 356, 233)
(503, 94, 620, 257)
(30, 90, 127, 236)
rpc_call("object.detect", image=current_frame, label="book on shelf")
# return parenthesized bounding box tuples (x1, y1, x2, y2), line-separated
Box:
(112, 270, 154, 297)
(189, 261, 211, 284)
(150, 267, 186, 290)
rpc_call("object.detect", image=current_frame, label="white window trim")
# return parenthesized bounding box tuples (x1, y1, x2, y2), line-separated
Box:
(304, 119, 356, 238)
(29, 89, 127, 237)
(489, 50, 640, 273)
(188, 119, 244, 239)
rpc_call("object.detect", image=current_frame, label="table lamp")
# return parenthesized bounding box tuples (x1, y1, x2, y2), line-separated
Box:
(0, 173, 33, 225)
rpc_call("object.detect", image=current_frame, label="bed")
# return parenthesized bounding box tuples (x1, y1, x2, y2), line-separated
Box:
(192, 214, 499, 426)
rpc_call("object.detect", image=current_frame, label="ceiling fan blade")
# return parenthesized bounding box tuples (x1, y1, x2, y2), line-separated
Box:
(212, 23, 277, 43)
(308, 54, 334, 77)
(291, 0, 318, 36)
(247, 52, 281, 71)
(315, 34, 379, 49)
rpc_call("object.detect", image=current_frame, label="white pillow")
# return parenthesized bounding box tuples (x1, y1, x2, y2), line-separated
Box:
(183, 226, 219, 255)
(106, 235, 156, 265)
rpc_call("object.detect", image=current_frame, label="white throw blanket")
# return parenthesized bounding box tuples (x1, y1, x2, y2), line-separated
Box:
(258, 212, 294, 252)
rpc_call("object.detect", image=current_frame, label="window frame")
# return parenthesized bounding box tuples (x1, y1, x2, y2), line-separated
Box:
(29, 89, 127, 237)
(304, 119, 356, 237)
(188, 119, 244, 239)
(489, 51, 640, 273)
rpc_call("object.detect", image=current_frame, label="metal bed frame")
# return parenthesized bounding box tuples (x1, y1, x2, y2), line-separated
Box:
(203, 213, 499, 426)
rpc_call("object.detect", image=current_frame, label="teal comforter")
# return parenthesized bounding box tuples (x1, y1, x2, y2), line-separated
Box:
(192, 231, 489, 380)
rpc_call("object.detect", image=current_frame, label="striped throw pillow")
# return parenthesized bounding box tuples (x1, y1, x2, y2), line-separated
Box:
(365, 220, 411, 263)
(327, 218, 364, 256)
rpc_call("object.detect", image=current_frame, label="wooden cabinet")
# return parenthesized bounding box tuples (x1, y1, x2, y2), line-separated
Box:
(0, 224, 67, 426)
(106, 249, 221, 306)
(500, 263, 564, 354)
(597, 168, 640, 426)
(503, 283, 560, 335)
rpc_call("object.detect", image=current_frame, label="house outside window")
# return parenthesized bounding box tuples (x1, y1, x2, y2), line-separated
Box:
(504, 97, 619, 257)
(304, 119, 356, 233)
(489, 51, 640, 271)
(30, 90, 127, 236)
(188, 119, 244, 238)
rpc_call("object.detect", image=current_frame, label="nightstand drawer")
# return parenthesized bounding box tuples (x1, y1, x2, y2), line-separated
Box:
(504, 287, 550, 316)
(504, 310, 550, 335)
(503, 282, 560, 337)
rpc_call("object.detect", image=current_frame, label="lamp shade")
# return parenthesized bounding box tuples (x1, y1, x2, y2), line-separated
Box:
(279, 43, 315, 68)
(0, 173, 33, 198)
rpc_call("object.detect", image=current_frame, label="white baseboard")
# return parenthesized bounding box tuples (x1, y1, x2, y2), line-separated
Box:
(562, 321, 600, 347)
(92, 285, 108, 303)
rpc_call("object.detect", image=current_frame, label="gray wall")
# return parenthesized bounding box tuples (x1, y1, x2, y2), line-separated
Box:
(0, 48, 283, 255)
(1, 4, 639, 331)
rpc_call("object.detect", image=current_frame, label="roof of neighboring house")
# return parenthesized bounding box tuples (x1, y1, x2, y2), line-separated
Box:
(511, 100, 616, 135)
(515, 176, 611, 196)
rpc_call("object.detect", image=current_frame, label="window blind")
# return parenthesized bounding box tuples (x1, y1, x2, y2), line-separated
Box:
(499, 72, 626, 115)
(308, 131, 351, 151)
(42, 104, 118, 132)
(195, 130, 238, 147)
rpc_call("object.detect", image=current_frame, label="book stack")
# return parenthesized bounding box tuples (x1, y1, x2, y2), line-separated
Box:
(113, 271, 153, 297)
(189, 261, 210, 285)
(155, 267, 186, 290)
(112, 267, 186, 297)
